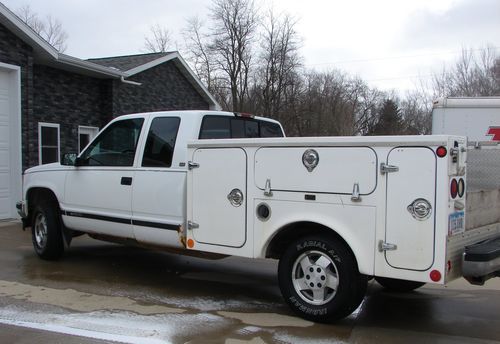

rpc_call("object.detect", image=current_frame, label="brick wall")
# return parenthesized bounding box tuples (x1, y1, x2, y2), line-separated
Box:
(112, 61, 209, 116)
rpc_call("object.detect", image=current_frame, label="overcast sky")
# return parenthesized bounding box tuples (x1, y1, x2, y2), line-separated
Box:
(3, 0, 499, 93)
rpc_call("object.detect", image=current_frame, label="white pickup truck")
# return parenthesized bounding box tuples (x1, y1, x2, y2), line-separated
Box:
(17, 110, 500, 322)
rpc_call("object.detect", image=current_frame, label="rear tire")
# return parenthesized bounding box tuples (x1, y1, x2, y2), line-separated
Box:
(375, 277, 425, 292)
(31, 201, 64, 260)
(278, 235, 367, 323)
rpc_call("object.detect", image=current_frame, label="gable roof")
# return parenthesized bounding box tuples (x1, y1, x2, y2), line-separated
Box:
(0, 2, 221, 110)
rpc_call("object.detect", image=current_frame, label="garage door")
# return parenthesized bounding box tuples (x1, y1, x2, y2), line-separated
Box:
(0, 68, 20, 220)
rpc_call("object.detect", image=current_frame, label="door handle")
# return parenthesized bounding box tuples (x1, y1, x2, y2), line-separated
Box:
(121, 177, 133, 186)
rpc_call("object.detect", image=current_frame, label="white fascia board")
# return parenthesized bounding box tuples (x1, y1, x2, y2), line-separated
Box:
(125, 52, 222, 110)
(0, 3, 58, 59)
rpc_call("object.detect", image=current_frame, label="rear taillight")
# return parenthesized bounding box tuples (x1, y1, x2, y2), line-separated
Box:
(450, 179, 458, 199)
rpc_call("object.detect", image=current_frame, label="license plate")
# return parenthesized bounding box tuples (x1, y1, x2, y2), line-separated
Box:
(449, 211, 465, 235)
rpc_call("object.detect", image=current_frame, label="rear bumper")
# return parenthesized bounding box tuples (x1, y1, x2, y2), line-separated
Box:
(462, 235, 500, 284)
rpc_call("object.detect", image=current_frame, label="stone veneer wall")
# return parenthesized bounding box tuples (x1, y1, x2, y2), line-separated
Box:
(112, 61, 209, 116)
(31, 65, 111, 167)
(0, 22, 33, 171)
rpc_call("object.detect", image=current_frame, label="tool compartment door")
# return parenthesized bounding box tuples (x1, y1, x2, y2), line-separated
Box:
(255, 147, 377, 194)
(190, 148, 247, 247)
(385, 147, 436, 270)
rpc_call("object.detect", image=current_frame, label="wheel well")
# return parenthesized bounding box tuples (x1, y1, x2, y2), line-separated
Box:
(266, 222, 356, 263)
(26, 188, 60, 224)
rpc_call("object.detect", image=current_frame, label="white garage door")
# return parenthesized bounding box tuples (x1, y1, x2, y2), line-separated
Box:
(0, 67, 20, 220)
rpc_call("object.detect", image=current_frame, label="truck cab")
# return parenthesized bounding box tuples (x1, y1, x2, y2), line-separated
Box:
(18, 111, 283, 250)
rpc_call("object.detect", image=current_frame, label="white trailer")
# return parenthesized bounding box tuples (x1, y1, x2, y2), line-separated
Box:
(432, 97, 500, 142)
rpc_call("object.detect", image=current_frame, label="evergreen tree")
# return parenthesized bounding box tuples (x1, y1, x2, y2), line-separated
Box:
(371, 99, 403, 135)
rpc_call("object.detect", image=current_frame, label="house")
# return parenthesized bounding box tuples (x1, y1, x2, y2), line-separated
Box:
(0, 2, 220, 219)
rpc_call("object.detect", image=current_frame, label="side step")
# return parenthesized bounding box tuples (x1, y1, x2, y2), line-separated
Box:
(463, 235, 500, 285)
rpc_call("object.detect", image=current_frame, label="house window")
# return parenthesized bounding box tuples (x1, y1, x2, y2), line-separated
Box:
(78, 126, 99, 153)
(38, 122, 60, 165)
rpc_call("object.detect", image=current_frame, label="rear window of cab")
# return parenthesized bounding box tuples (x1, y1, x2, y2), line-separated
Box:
(199, 115, 284, 139)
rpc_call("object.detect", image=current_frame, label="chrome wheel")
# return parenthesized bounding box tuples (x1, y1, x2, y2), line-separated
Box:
(34, 212, 48, 249)
(291, 250, 339, 305)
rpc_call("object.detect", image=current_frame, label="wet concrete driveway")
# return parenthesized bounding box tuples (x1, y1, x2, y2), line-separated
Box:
(0, 220, 499, 343)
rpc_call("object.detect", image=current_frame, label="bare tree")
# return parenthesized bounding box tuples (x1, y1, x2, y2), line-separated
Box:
(432, 46, 499, 97)
(182, 17, 215, 90)
(210, 0, 258, 112)
(258, 10, 301, 121)
(15, 5, 68, 52)
(144, 24, 172, 53)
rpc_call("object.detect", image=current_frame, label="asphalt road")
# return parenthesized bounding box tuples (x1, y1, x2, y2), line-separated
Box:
(0, 220, 499, 344)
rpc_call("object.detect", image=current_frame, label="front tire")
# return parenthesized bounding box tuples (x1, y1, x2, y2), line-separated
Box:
(31, 201, 64, 260)
(278, 235, 367, 322)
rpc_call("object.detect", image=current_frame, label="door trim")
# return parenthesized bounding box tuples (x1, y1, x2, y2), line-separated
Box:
(0, 62, 21, 219)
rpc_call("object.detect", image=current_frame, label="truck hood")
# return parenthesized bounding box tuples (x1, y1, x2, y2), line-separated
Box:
(24, 163, 65, 174)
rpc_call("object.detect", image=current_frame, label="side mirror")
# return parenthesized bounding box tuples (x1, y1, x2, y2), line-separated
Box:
(61, 153, 77, 166)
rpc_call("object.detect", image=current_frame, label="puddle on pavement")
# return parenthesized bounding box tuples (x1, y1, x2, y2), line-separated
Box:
(0, 280, 183, 314)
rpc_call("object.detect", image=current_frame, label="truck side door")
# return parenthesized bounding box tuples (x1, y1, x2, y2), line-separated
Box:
(62, 118, 144, 238)
(384, 147, 437, 271)
(131, 116, 186, 247)
(189, 147, 247, 248)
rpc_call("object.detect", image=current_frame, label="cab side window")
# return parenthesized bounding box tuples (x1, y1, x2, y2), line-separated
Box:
(142, 117, 181, 167)
(79, 118, 144, 166)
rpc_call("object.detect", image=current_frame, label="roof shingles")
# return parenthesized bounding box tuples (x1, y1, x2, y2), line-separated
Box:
(87, 52, 172, 72)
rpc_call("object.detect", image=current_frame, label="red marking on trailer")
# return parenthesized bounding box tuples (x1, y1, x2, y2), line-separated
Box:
(486, 126, 500, 141)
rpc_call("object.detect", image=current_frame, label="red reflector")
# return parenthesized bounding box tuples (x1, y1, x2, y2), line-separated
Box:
(436, 146, 447, 157)
(450, 179, 458, 199)
(430, 270, 442, 282)
(447, 260, 452, 273)
(458, 178, 465, 198)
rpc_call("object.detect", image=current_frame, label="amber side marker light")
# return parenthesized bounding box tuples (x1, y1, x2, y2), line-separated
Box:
(436, 146, 447, 158)
(187, 239, 195, 248)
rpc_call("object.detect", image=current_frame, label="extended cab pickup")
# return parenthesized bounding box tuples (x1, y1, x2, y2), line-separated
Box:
(17, 110, 500, 322)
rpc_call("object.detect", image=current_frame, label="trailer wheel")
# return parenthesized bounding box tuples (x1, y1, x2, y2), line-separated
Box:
(278, 235, 367, 323)
(31, 201, 64, 260)
(375, 277, 425, 292)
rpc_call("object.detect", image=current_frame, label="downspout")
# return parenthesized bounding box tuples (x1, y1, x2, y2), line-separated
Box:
(120, 76, 142, 86)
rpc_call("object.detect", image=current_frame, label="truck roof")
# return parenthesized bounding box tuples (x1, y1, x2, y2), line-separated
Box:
(115, 110, 282, 125)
